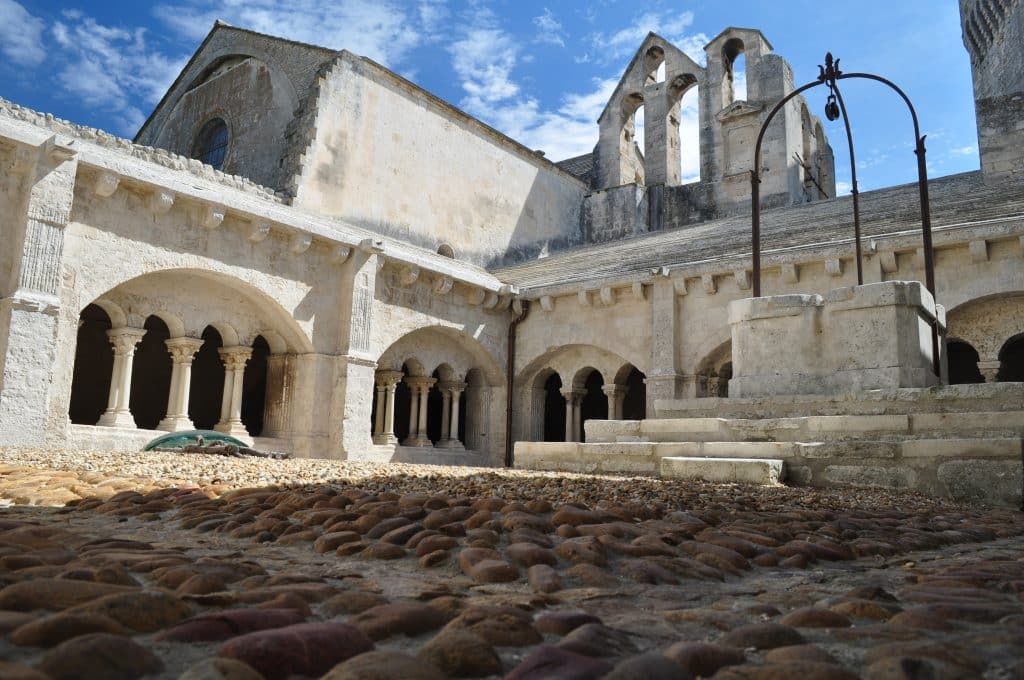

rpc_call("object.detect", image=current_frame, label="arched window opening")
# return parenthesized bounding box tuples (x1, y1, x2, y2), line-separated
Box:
(947, 340, 985, 384)
(129, 315, 172, 430)
(543, 373, 565, 442)
(426, 369, 444, 444)
(69, 304, 113, 425)
(192, 117, 229, 170)
(676, 81, 701, 184)
(622, 92, 646, 187)
(718, 362, 733, 397)
(579, 370, 607, 443)
(997, 334, 1024, 382)
(189, 326, 224, 430)
(622, 367, 647, 420)
(241, 336, 270, 436)
(645, 45, 666, 84)
(723, 38, 746, 104)
(393, 364, 412, 442)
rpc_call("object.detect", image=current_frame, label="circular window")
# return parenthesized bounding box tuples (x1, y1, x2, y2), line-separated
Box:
(192, 118, 229, 170)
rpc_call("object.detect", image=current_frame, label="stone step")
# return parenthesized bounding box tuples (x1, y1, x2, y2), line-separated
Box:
(585, 410, 1024, 444)
(653, 383, 1024, 420)
(659, 456, 785, 485)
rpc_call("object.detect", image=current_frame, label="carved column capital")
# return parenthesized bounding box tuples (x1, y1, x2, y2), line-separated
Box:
(376, 370, 404, 388)
(165, 337, 204, 363)
(560, 388, 585, 404)
(218, 346, 252, 371)
(601, 384, 628, 397)
(441, 381, 467, 395)
(106, 327, 146, 355)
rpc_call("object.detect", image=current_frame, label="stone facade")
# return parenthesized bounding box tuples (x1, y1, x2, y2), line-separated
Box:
(0, 12, 1022, 504)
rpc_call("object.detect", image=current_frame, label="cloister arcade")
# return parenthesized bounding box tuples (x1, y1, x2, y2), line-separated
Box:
(66, 270, 310, 440)
(370, 328, 502, 453)
(944, 293, 1024, 385)
(519, 345, 647, 444)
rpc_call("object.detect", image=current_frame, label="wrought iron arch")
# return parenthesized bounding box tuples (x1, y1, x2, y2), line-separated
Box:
(749, 53, 938, 373)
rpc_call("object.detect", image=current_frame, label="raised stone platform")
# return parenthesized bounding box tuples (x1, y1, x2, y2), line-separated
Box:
(513, 384, 1024, 507)
(660, 456, 784, 484)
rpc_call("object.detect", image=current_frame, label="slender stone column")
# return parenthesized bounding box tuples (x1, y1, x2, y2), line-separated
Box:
(439, 388, 452, 445)
(602, 385, 628, 420)
(157, 337, 204, 432)
(97, 328, 146, 428)
(374, 371, 402, 444)
(560, 388, 584, 442)
(448, 384, 464, 446)
(215, 346, 252, 438)
(403, 377, 421, 446)
(407, 378, 436, 447)
(373, 382, 386, 436)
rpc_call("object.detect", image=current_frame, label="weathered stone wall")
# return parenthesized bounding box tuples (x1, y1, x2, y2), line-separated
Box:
(582, 185, 647, 243)
(291, 54, 586, 268)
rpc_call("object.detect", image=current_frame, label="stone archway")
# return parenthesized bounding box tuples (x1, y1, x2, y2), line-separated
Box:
(68, 304, 114, 426)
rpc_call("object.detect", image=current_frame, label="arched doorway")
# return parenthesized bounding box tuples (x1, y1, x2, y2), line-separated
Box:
(998, 334, 1024, 382)
(579, 369, 607, 443)
(129, 315, 173, 430)
(241, 335, 270, 436)
(190, 326, 224, 430)
(622, 367, 647, 420)
(543, 373, 565, 442)
(947, 340, 984, 384)
(69, 304, 114, 425)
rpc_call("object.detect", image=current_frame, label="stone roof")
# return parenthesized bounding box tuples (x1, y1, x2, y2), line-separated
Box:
(492, 171, 1024, 290)
(555, 153, 595, 186)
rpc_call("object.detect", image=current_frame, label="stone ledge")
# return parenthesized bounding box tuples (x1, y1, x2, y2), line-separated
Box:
(660, 456, 784, 484)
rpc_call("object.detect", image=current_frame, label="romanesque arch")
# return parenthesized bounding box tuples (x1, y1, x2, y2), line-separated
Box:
(518, 344, 647, 442)
(370, 326, 503, 452)
(945, 293, 1024, 382)
(67, 269, 312, 439)
(696, 339, 732, 397)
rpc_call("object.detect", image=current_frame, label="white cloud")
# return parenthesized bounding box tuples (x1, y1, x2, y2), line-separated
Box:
(949, 144, 977, 156)
(590, 11, 708, 64)
(0, 0, 46, 67)
(153, 0, 426, 67)
(50, 14, 186, 135)
(533, 8, 565, 47)
(835, 180, 853, 195)
(447, 5, 707, 175)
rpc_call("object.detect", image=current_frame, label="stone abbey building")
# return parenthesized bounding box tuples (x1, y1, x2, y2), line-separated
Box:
(1, 2, 1022, 503)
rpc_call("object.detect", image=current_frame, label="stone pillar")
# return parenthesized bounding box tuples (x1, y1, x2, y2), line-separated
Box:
(409, 379, 435, 447)
(373, 370, 402, 445)
(97, 328, 146, 428)
(157, 337, 204, 432)
(561, 389, 584, 442)
(439, 387, 452, 445)
(602, 385, 628, 420)
(646, 278, 684, 416)
(0, 140, 78, 446)
(403, 378, 421, 446)
(215, 346, 252, 438)
(441, 382, 466, 449)
(372, 383, 386, 437)
(978, 360, 1001, 383)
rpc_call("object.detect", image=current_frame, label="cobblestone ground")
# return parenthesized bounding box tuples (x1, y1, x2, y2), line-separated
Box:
(1, 448, 1023, 679)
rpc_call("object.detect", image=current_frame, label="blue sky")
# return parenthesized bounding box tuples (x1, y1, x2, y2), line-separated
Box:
(0, 0, 978, 193)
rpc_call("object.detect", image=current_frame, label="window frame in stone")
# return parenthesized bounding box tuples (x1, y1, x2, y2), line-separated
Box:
(192, 117, 231, 170)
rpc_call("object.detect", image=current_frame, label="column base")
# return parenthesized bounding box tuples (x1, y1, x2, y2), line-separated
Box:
(157, 415, 195, 432)
(438, 439, 465, 450)
(373, 433, 398, 445)
(98, 411, 136, 428)
(215, 421, 251, 439)
(403, 435, 432, 447)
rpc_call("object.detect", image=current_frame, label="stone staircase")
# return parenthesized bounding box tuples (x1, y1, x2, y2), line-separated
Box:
(513, 383, 1024, 506)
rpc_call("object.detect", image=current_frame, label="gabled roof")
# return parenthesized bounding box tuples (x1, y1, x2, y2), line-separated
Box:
(134, 22, 336, 144)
